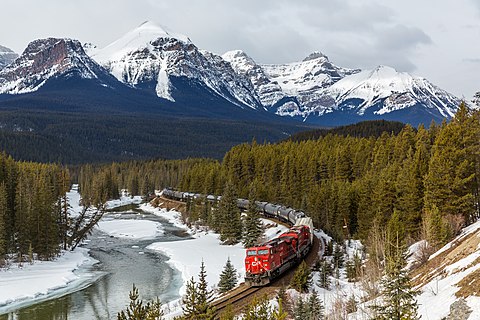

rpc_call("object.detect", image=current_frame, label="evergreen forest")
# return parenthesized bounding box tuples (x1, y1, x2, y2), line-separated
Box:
(78, 103, 480, 250)
(0, 153, 70, 264)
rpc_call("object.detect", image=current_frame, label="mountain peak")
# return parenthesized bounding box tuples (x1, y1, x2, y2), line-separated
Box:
(222, 50, 256, 67)
(0, 45, 18, 70)
(303, 51, 329, 62)
(0, 37, 110, 94)
(134, 21, 189, 41)
(93, 21, 191, 63)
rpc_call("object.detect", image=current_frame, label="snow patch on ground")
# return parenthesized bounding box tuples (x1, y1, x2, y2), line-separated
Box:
(96, 219, 164, 240)
(140, 204, 188, 231)
(0, 248, 99, 314)
(104, 195, 143, 209)
(142, 204, 291, 318)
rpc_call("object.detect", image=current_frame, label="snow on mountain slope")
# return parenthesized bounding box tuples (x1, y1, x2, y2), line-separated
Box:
(0, 45, 18, 70)
(0, 38, 112, 94)
(412, 219, 480, 319)
(473, 92, 480, 109)
(224, 49, 462, 123)
(325, 65, 461, 118)
(262, 52, 359, 95)
(224, 50, 362, 119)
(92, 21, 260, 108)
(222, 50, 286, 109)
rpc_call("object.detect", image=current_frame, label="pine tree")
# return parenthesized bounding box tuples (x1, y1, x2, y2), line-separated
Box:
(181, 261, 215, 320)
(181, 277, 199, 318)
(218, 257, 238, 293)
(219, 305, 235, 320)
(333, 244, 344, 270)
(317, 260, 332, 290)
(423, 204, 450, 250)
(217, 182, 242, 245)
(117, 284, 164, 320)
(306, 290, 324, 320)
(243, 295, 276, 320)
(293, 298, 308, 320)
(243, 188, 263, 248)
(290, 260, 312, 293)
(0, 183, 7, 263)
(372, 234, 419, 320)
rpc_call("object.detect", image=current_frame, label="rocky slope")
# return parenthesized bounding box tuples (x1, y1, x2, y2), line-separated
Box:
(0, 38, 114, 94)
(410, 220, 480, 319)
(92, 21, 260, 108)
(0, 22, 464, 126)
(0, 45, 18, 70)
(224, 49, 461, 125)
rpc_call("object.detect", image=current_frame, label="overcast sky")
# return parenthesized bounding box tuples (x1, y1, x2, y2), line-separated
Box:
(1, 0, 479, 98)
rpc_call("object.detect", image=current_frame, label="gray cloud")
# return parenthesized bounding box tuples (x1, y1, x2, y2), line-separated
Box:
(463, 58, 480, 63)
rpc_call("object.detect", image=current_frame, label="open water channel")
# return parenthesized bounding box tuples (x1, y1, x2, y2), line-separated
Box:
(0, 205, 187, 320)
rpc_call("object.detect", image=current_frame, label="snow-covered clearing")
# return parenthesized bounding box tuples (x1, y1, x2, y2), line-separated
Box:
(143, 204, 290, 294)
(0, 185, 144, 314)
(97, 219, 164, 239)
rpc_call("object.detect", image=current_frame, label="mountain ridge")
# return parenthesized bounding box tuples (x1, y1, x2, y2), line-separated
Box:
(0, 45, 18, 70)
(0, 21, 467, 127)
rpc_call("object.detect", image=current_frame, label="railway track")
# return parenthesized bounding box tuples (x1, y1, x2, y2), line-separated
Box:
(155, 195, 324, 317)
(210, 235, 322, 318)
(212, 285, 262, 315)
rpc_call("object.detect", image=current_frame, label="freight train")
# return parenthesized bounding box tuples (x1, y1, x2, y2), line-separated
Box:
(161, 188, 315, 286)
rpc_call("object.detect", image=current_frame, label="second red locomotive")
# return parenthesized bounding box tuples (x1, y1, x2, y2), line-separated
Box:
(245, 222, 312, 286)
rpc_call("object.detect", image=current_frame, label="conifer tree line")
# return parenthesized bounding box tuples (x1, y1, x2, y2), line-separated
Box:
(79, 104, 480, 249)
(0, 152, 70, 264)
(182, 103, 480, 246)
(78, 158, 221, 205)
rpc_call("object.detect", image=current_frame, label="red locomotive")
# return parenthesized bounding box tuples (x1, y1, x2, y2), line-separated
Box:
(245, 224, 312, 286)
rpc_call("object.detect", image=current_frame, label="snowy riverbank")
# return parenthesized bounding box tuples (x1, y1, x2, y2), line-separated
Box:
(0, 248, 98, 314)
(0, 186, 144, 315)
(140, 203, 290, 318)
(142, 203, 290, 294)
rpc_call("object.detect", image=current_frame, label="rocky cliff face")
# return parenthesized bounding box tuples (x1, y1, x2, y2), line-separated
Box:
(0, 22, 465, 126)
(0, 45, 18, 70)
(92, 21, 261, 108)
(224, 49, 462, 124)
(0, 38, 112, 94)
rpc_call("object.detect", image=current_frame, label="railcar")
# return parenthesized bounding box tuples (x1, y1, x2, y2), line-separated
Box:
(244, 224, 312, 286)
(236, 198, 250, 210)
(263, 203, 281, 218)
(161, 188, 316, 287)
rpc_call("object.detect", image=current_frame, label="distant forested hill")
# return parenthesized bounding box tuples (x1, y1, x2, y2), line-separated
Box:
(287, 120, 407, 142)
(0, 110, 308, 164)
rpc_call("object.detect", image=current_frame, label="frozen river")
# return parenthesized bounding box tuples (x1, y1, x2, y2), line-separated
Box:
(0, 207, 187, 320)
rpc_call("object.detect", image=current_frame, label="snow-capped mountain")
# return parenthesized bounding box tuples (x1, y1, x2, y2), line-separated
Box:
(0, 23, 464, 126)
(0, 38, 114, 94)
(222, 50, 286, 109)
(321, 65, 461, 118)
(473, 91, 480, 108)
(92, 21, 260, 108)
(0, 45, 18, 70)
(224, 49, 462, 125)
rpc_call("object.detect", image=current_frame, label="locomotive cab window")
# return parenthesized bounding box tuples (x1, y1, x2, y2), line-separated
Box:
(258, 249, 269, 255)
(247, 250, 257, 256)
